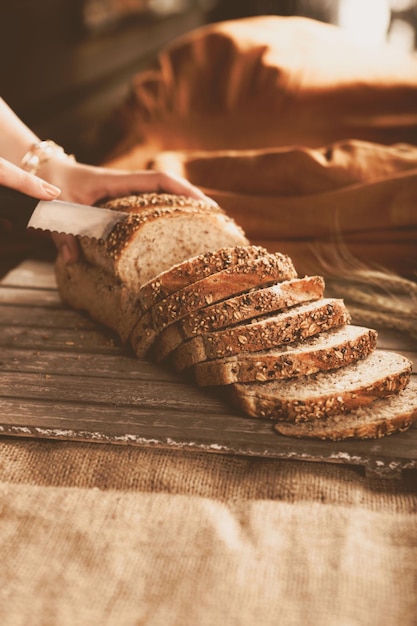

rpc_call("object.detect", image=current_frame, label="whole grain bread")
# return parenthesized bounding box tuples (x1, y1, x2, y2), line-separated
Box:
(230, 350, 412, 421)
(137, 245, 270, 312)
(172, 298, 351, 371)
(79, 193, 248, 286)
(55, 193, 249, 343)
(274, 379, 417, 440)
(55, 256, 140, 343)
(130, 250, 298, 357)
(153, 276, 325, 362)
(193, 325, 377, 386)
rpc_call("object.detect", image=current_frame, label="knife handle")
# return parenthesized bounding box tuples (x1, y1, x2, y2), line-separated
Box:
(0, 185, 40, 231)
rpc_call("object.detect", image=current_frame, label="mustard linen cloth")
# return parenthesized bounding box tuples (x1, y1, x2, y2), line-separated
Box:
(0, 438, 416, 626)
(105, 16, 417, 159)
(104, 16, 417, 278)
(151, 141, 417, 277)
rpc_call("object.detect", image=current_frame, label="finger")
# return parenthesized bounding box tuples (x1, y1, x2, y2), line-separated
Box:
(95, 169, 218, 207)
(155, 171, 218, 206)
(52, 232, 80, 264)
(0, 157, 61, 199)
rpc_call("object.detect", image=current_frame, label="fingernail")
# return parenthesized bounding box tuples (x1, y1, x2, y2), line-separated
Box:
(41, 180, 61, 197)
(196, 191, 218, 207)
(205, 197, 219, 208)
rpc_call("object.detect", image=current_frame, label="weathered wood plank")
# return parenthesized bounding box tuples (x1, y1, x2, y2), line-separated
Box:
(0, 304, 96, 329)
(1, 259, 57, 289)
(1, 258, 417, 478)
(0, 285, 62, 306)
(0, 370, 229, 413)
(0, 347, 176, 381)
(0, 397, 415, 474)
(0, 325, 123, 353)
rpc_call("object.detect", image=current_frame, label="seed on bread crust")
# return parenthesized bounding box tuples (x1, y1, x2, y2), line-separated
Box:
(100, 193, 220, 212)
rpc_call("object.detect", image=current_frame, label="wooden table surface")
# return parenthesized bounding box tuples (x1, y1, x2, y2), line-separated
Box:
(1, 259, 416, 479)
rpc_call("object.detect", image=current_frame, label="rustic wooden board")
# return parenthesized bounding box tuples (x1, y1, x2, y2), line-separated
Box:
(1, 260, 416, 478)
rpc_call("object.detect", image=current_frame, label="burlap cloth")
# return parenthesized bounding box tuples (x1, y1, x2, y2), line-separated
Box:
(0, 437, 416, 626)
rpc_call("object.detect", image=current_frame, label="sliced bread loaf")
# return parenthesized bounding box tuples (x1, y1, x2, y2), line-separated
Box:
(194, 325, 378, 386)
(56, 194, 249, 344)
(152, 276, 325, 362)
(172, 298, 351, 371)
(274, 379, 417, 440)
(130, 250, 298, 357)
(79, 193, 248, 286)
(230, 350, 412, 421)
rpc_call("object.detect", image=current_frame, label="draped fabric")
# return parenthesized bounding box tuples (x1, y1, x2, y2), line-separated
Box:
(104, 15, 417, 278)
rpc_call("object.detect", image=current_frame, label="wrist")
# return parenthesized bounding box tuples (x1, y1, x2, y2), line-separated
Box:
(20, 140, 75, 176)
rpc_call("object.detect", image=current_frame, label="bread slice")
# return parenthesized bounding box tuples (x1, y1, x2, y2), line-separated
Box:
(130, 250, 298, 357)
(230, 350, 412, 421)
(137, 244, 270, 312)
(79, 193, 248, 286)
(194, 325, 378, 386)
(152, 276, 325, 362)
(274, 379, 417, 440)
(172, 298, 351, 371)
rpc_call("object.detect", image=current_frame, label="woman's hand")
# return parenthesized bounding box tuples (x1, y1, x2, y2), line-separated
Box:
(0, 157, 61, 200)
(38, 158, 216, 264)
(0, 99, 213, 264)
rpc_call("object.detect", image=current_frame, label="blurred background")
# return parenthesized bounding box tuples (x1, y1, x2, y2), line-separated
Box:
(2, 0, 416, 163)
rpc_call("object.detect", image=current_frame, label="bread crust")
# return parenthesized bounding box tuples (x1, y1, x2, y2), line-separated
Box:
(172, 298, 351, 371)
(194, 326, 377, 386)
(55, 256, 133, 340)
(99, 193, 222, 213)
(130, 250, 297, 357)
(274, 380, 417, 440)
(153, 276, 325, 362)
(137, 245, 269, 312)
(231, 350, 412, 421)
(79, 194, 248, 285)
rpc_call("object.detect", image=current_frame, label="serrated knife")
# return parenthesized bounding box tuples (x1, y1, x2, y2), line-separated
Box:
(0, 184, 127, 239)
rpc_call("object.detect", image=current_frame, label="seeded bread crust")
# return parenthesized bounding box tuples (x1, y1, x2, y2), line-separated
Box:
(79, 194, 248, 286)
(130, 245, 276, 356)
(274, 380, 417, 440)
(84, 199, 222, 265)
(130, 251, 298, 357)
(153, 276, 326, 362)
(194, 325, 378, 386)
(172, 298, 351, 371)
(137, 245, 270, 312)
(231, 350, 412, 421)
(99, 193, 216, 213)
(98, 197, 228, 264)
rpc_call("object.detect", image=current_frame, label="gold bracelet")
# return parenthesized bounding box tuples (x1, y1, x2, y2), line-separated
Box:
(20, 140, 75, 175)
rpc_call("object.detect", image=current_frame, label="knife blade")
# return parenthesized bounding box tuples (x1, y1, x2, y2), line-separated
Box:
(0, 184, 127, 239)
